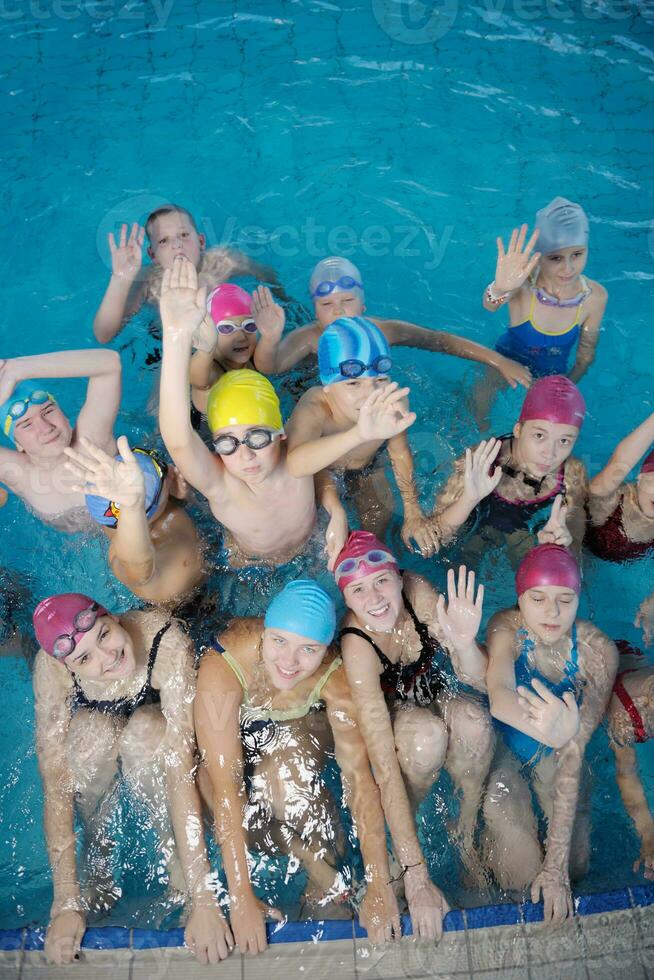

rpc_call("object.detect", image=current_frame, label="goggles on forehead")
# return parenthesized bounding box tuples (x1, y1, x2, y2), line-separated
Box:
(335, 549, 397, 585)
(3, 389, 53, 436)
(311, 275, 363, 299)
(52, 602, 103, 660)
(213, 428, 284, 456)
(216, 318, 258, 336)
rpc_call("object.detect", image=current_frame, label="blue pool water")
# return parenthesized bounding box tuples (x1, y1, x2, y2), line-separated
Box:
(1, 0, 654, 929)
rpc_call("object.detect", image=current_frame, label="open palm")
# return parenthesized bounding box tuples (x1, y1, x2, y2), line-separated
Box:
(495, 224, 541, 293)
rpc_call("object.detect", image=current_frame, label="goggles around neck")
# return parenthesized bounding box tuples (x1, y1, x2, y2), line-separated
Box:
(216, 318, 257, 336)
(333, 355, 392, 380)
(335, 549, 397, 586)
(532, 275, 591, 309)
(213, 427, 283, 456)
(311, 275, 363, 299)
(53, 602, 103, 660)
(3, 389, 52, 436)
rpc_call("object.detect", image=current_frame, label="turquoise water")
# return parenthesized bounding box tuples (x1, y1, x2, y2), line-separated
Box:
(1, 0, 654, 928)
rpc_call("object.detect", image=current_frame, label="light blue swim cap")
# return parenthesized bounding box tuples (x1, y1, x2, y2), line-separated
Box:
(264, 579, 336, 646)
(318, 316, 392, 386)
(85, 448, 168, 528)
(309, 256, 364, 301)
(535, 197, 589, 256)
(1, 382, 57, 444)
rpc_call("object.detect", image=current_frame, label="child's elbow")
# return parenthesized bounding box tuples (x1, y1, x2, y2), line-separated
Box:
(285, 451, 307, 478)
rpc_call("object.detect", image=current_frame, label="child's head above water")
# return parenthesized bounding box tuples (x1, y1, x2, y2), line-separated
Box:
(318, 316, 393, 418)
(207, 370, 284, 483)
(335, 530, 402, 631)
(310, 256, 365, 328)
(206, 283, 256, 367)
(262, 579, 336, 690)
(145, 204, 205, 270)
(512, 375, 585, 480)
(1, 382, 72, 457)
(535, 196, 589, 288)
(516, 543, 581, 643)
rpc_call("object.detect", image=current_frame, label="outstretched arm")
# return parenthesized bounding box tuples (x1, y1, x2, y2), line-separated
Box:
(251, 287, 317, 374)
(387, 431, 439, 557)
(590, 411, 654, 498)
(314, 469, 348, 571)
(93, 223, 147, 343)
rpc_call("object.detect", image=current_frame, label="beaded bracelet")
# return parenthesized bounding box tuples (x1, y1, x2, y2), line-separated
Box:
(485, 281, 510, 307)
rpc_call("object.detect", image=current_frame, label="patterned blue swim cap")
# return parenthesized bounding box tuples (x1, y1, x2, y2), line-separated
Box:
(85, 447, 168, 527)
(264, 579, 336, 645)
(318, 317, 392, 386)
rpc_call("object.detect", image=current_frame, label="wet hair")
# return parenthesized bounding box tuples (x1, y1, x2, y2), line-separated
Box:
(145, 204, 199, 243)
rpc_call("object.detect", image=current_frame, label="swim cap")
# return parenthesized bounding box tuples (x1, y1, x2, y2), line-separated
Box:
(518, 375, 585, 429)
(207, 370, 283, 433)
(1, 382, 57, 445)
(309, 256, 364, 301)
(318, 317, 392, 386)
(516, 544, 581, 596)
(85, 448, 168, 528)
(207, 283, 251, 323)
(535, 197, 589, 256)
(33, 593, 108, 660)
(264, 579, 336, 645)
(641, 449, 654, 475)
(334, 530, 399, 592)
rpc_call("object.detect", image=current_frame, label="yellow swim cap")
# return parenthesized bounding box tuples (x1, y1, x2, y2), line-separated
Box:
(207, 370, 283, 433)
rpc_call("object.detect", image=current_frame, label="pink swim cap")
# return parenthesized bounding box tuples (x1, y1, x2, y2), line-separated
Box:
(518, 376, 586, 429)
(207, 283, 251, 323)
(641, 449, 654, 475)
(516, 545, 581, 596)
(33, 593, 108, 660)
(334, 530, 399, 591)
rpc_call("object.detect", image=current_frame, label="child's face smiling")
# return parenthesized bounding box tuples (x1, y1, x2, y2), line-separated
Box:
(14, 401, 73, 457)
(539, 245, 588, 291)
(148, 212, 205, 270)
(314, 291, 365, 329)
(325, 376, 388, 422)
(64, 615, 136, 682)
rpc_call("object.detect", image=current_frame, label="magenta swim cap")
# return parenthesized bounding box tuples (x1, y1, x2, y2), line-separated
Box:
(207, 283, 251, 323)
(518, 375, 586, 429)
(641, 449, 654, 475)
(334, 530, 399, 592)
(516, 545, 581, 596)
(33, 593, 108, 660)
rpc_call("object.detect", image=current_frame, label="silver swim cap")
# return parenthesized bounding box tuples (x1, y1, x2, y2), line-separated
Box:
(535, 197, 589, 256)
(309, 256, 364, 301)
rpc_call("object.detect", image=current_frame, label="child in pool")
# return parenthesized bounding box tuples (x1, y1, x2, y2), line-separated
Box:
(194, 580, 402, 952)
(64, 436, 205, 605)
(430, 375, 588, 562)
(0, 350, 121, 532)
(93, 204, 285, 344)
(251, 255, 531, 389)
(335, 531, 493, 932)
(32, 595, 231, 965)
(607, 642, 654, 880)
(285, 317, 437, 553)
(475, 198, 607, 425)
(158, 257, 347, 567)
(483, 545, 618, 923)
(586, 411, 654, 562)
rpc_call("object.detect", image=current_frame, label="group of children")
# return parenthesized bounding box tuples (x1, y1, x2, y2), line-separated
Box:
(2, 197, 653, 966)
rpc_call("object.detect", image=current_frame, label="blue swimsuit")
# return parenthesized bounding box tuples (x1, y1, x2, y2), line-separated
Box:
(495, 624, 582, 766)
(495, 288, 585, 377)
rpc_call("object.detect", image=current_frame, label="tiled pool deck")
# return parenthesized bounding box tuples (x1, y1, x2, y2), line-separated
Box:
(1, 884, 652, 979)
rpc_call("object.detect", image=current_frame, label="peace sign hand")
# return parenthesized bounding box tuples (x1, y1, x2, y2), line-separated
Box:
(494, 224, 541, 294)
(537, 494, 572, 547)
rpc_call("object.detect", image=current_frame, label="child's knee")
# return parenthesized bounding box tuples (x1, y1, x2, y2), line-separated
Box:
(394, 708, 448, 776)
(447, 698, 495, 759)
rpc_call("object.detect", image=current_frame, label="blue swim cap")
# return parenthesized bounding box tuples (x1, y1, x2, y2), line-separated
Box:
(535, 197, 589, 256)
(1, 382, 57, 444)
(264, 580, 336, 646)
(309, 256, 364, 301)
(85, 448, 168, 527)
(318, 316, 392, 386)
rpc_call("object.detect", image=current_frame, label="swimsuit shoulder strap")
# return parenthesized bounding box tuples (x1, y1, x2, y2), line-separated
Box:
(221, 649, 249, 695)
(305, 656, 343, 705)
(338, 627, 390, 665)
(565, 622, 580, 679)
(147, 620, 172, 688)
(400, 586, 434, 649)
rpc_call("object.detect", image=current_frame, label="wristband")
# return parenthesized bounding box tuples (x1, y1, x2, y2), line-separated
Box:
(485, 281, 510, 307)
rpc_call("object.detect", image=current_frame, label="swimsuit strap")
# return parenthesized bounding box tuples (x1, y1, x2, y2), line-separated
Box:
(338, 626, 392, 668)
(304, 656, 343, 705)
(400, 586, 440, 655)
(613, 675, 648, 743)
(564, 622, 579, 681)
(221, 649, 250, 697)
(147, 620, 172, 686)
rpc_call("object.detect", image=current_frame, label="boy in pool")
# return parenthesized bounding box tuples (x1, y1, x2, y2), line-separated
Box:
(483, 545, 618, 923)
(65, 436, 205, 605)
(158, 256, 348, 567)
(607, 642, 654, 880)
(586, 411, 654, 562)
(251, 255, 531, 388)
(430, 375, 588, 562)
(32, 595, 232, 965)
(0, 349, 121, 532)
(285, 317, 436, 552)
(93, 204, 286, 344)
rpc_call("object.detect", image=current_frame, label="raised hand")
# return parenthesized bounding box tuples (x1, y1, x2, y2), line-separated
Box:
(356, 382, 416, 443)
(64, 435, 145, 511)
(436, 566, 484, 652)
(463, 439, 503, 505)
(530, 865, 574, 925)
(159, 255, 208, 346)
(494, 224, 541, 294)
(251, 285, 285, 341)
(537, 494, 572, 547)
(401, 513, 440, 557)
(516, 679, 580, 748)
(108, 222, 144, 281)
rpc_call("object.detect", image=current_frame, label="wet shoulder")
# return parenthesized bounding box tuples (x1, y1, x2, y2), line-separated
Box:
(575, 619, 619, 682)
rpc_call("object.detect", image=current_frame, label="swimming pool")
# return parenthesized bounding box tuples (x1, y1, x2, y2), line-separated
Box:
(1, 0, 654, 942)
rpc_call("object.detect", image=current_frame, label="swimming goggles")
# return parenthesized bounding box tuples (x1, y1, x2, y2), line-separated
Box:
(336, 355, 392, 379)
(532, 277, 591, 309)
(216, 318, 258, 336)
(3, 389, 52, 435)
(334, 549, 397, 584)
(213, 428, 283, 456)
(53, 602, 103, 659)
(311, 275, 363, 299)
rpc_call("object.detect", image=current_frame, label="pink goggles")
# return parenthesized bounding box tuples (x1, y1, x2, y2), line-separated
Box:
(335, 549, 398, 590)
(52, 602, 103, 659)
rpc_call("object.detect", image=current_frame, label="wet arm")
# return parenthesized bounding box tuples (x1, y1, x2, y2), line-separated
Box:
(93, 278, 145, 344)
(189, 343, 219, 392)
(109, 502, 156, 588)
(411, 576, 488, 690)
(614, 744, 654, 853)
(285, 396, 359, 476)
(377, 317, 519, 376)
(431, 455, 474, 546)
(388, 431, 425, 525)
(568, 288, 607, 384)
(254, 325, 316, 375)
(590, 412, 654, 497)
(563, 460, 588, 554)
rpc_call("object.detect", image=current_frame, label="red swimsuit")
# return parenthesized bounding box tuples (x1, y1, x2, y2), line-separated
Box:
(586, 493, 654, 563)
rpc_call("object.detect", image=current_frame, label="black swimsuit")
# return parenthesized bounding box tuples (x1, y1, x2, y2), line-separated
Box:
(339, 586, 445, 707)
(71, 621, 171, 719)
